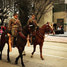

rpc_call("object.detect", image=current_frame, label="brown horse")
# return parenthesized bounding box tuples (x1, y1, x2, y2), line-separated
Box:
(0, 25, 29, 67)
(29, 24, 54, 60)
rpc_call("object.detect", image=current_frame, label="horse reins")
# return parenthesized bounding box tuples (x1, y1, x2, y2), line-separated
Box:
(36, 29, 44, 39)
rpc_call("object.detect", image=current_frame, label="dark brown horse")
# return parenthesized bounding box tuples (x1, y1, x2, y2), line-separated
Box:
(0, 25, 29, 67)
(29, 24, 54, 60)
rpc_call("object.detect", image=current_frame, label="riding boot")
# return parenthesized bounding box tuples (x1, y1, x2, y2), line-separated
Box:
(13, 37, 16, 47)
(30, 36, 32, 45)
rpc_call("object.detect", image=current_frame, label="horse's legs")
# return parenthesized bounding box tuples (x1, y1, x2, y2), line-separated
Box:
(22, 50, 26, 56)
(0, 50, 2, 60)
(31, 45, 36, 58)
(7, 45, 11, 62)
(15, 55, 20, 64)
(20, 51, 25, 67)
(15, 50, 25, 67)
(40, 44, 44, 60)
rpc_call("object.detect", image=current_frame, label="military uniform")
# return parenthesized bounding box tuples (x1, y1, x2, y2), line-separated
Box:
(8, 18, 22, 47)
(27, 18, 37, 26)
(27, 18, 38, 45)
(27, 18, 38, 32)
(8, 18, 22, 36)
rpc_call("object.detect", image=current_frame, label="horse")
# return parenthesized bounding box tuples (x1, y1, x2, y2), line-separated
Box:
(28, 23, 54, 60)
(0, 25, 29, 67)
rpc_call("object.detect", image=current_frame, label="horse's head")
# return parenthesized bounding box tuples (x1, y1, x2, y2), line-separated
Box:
(42, 24, 54, 34)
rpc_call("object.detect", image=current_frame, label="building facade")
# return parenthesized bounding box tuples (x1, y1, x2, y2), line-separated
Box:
(39, 0, 67, 32)
(53, 0, 67, 32)
(38, 3, 53, 27)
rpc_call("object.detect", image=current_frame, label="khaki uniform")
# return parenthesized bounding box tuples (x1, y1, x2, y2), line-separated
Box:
(8, 18, 22, 47)
(27, 18, 38, 31)
(8, 18, 22, 36)
(27, 18, 38, 27)
(27, 18, 38, 45)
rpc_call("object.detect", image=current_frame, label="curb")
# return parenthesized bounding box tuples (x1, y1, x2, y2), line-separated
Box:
(45, 41, 67, 44)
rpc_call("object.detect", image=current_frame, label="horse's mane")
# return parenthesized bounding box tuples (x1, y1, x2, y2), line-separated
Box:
(41, 24, 46, 29)
(22, 25, 29, 37)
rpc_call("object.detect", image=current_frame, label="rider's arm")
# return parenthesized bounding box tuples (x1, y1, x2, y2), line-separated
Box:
(33, 20, 38, 26)
(16, 19, 22, 32)
(8, 19, 13, 31)
(17, 19, 22, 27)
(27, 19, 32, 25)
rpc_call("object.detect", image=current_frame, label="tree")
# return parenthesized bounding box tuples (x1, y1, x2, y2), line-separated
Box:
(0, 8, 8, 25)
(0, 0, 54, 26)
(32, 0, 54, 23)
(17, 0, 31, 26)
(18, 0, 54, 25)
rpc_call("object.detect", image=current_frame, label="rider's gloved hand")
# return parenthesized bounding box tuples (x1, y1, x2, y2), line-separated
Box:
(37, 26, 39, 30)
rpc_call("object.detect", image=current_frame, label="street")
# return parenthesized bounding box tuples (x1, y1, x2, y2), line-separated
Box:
(0, 0, 67, 67)
(0, 40, 67, 67)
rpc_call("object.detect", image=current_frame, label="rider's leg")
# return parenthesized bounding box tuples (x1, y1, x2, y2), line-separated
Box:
(13, 37, 16, 47)
(29, 33, 33, 45)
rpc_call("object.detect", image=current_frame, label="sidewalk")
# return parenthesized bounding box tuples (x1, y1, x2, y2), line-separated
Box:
(50, 32, 67, 37)
(45, 32, 67, 43)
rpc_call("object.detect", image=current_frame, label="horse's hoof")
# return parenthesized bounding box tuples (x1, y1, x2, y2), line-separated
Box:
(22, 64, 25, 67)
(0, 55, 2, 60)
(31, 55, 33, 58)
(8, 60, 11, 62)
(15, 62, 18, 64)
(41, 58, 44, 60)
(0, 58, 2, 60)
(7, 58, 11, 62)
(23, 54, 26, 56)
(15, 61, 18, 64)
(22, 65, 25, 67)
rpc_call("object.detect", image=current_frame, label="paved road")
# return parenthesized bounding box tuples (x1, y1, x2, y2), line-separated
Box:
(0, 41, 67, 67)
(45, 35, 67, 43)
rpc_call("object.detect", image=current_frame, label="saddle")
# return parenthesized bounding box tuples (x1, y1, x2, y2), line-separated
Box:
(7, 32, 26, 51)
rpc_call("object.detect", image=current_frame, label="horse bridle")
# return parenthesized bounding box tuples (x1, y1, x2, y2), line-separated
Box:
(37, 29, 44, 38)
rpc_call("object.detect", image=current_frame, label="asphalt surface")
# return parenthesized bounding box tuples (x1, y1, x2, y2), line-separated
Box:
(45, 35, 67, 43)
(0, 40, 67, 67)
(0, 32, 67, 67)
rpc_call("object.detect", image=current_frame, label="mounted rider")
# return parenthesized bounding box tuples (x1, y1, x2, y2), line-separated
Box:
(27, 14, 38, 32)
(8, 13, 22, 47)
(27, 14, 39, 44)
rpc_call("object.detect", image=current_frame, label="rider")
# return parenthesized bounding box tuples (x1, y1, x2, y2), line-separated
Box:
(27, 14, 39, 44)
(8, 13, 22, 47)
(27, 14, 38, 31)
